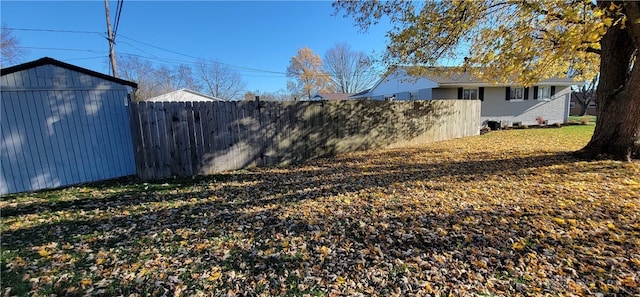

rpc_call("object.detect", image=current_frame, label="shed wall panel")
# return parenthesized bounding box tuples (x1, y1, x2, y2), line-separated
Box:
(1, 63, 136, 194)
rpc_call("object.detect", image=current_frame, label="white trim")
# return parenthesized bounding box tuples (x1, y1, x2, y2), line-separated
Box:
(510, 87, 525, 100)
(462, 88, 478, 100)
(536, 86, 551, 100)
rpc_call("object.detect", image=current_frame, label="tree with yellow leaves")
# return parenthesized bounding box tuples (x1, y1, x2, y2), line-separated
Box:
(286, 47, 331, 100)
(334, 0, 640, 161)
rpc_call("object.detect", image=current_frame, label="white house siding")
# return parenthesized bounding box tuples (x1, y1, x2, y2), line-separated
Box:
(368, 70, 439, 99)
(432, 88, 459, 99)
(1, 63, 136, 194)
(480, 86, 571, 126)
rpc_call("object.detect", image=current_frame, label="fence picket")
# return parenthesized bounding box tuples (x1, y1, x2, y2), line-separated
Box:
(131, 100, 481, 180)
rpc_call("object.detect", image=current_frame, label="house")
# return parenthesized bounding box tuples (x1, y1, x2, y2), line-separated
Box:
(570, 92, 598, 116)
(309, 93, 354, 101)
(145, 89, 226, 102)
(0, 57, 138, 194)
(351, 67, 576, 127)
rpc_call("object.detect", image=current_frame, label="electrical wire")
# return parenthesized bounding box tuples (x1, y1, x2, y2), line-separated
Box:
(116, 52, 287, 77)
(113, 0, 124, 42)
(4, 26, 321, 76)
(5, 27, 103, 37)
(16, 46, 106, 53)
(117, 34, 287, 75)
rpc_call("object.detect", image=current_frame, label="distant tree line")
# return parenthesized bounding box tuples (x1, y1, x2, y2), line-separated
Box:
(117, 55, 247, 101)
(1, 25, 378, 102)
(286, 43, 379, 100)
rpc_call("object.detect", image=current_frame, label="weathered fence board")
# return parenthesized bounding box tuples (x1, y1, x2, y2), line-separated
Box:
(130, 100, 481, 180)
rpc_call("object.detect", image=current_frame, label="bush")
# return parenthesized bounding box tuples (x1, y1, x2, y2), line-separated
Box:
(580, 117, 590, 125)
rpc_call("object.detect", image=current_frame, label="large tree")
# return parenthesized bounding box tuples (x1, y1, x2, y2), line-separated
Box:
(118, 55, 201, 100)
(334, 0, 640, 161)
(324, 43, 378, 93)
(572, 75, 599, 116)
(286, 47, 330, 99)
(196, 59, 246, 100)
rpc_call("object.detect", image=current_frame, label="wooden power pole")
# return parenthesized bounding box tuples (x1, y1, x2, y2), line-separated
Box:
(104, 0, 118, 77)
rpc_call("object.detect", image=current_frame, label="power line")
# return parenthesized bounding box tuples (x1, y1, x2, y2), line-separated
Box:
(118, 34, 287, 75)
(116, 52, 287, 77)
(104, 0, 118, 77)
(4, 27, 102, 35)
(113, 0, 124, 41)
(16, 46, 106, 53)
(6, 26, 288, 75)
(64, 56, 109, 61)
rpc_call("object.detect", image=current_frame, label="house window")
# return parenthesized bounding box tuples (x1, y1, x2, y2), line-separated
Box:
(537, 86, 551, 100)
(511, 87, 525, 100)
(463, 88, 478, 100)
(570, 102, 576, 108)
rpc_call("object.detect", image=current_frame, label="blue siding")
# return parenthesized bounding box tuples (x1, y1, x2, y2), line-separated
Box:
(0, 64, 136, 194)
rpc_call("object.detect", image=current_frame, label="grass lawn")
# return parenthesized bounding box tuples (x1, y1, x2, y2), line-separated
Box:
(2, 125, 639, 296)
(568, 115, 597, 124)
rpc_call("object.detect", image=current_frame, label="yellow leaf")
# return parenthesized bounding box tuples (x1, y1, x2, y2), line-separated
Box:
(208, 271, 222, 281)
(512, 240, 526, 251)
(607, 222, 616, 229)
(335, 276, 346, 285)
(37, 249, 51, 257)
(552, 217, 566, 225)
(319, 245, 330, 256)
(80, 278, 92, 286)
(600, 282, 609, 293)
(139, 268, 150, 276)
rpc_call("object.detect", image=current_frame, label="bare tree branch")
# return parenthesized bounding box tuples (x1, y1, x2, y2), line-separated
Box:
(1, 25, 28, 66)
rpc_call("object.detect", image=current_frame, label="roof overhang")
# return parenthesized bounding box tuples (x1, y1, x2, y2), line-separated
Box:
(1, 57, 138, 88)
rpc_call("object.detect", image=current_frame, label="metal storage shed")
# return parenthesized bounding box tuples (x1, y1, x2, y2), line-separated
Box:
(1, 57, 138, 194)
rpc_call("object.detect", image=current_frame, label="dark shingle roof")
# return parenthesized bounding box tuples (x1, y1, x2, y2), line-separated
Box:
(402, 66, 576, 86)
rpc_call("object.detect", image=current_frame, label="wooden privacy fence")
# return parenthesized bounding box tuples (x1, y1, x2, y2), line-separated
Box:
(129, 99, 481, 180)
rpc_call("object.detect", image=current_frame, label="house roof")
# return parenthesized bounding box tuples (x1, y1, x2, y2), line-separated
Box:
(349, 88, 371, 99)
(145, 89, 226, 102)
(311, 93, 354, 101)
(1, 57, 138, 88)
(352, 66, 577, 99)
(403, 66, 577, 86)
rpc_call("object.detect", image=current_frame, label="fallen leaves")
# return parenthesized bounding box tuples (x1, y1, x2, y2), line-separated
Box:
(1, 126, 639, 296)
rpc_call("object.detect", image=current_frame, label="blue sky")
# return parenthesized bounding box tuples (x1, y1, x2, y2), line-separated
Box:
(1, 1, 393, 93)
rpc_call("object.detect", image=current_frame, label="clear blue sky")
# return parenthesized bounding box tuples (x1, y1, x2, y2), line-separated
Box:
(1, 1, 392, 93)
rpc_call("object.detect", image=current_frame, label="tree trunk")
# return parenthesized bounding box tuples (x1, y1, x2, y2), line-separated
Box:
(579, 102, 588, 117)
(578, 2, 640, 161)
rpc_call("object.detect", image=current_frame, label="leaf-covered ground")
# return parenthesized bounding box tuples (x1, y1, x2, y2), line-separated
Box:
(2, 125, 639, 296)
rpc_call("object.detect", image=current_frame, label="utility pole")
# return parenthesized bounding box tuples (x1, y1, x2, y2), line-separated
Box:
(104, 0, 118, 77)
